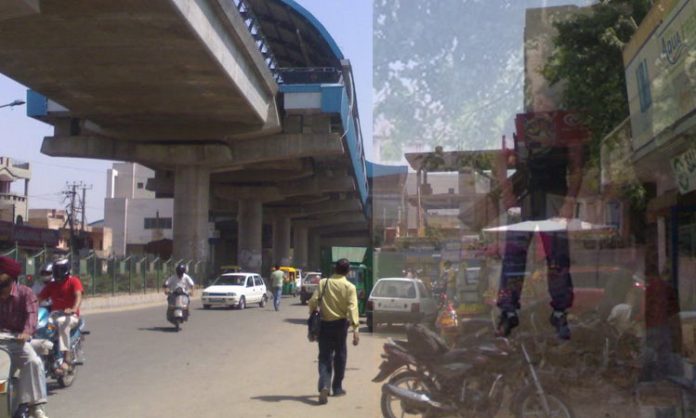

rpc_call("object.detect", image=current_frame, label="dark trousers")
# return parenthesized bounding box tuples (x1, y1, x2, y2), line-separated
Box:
(497, 230, 573, 312)
(317, 319, 348, 392)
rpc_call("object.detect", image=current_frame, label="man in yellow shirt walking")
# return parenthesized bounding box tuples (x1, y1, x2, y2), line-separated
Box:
(308, 258, 360, 405)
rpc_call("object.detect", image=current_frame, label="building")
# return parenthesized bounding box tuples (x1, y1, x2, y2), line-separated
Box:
(27, 208, 113, 256)
(0, 156, 30, 224)
(623, 0, 696, 309)
(104, 162, 174, 257)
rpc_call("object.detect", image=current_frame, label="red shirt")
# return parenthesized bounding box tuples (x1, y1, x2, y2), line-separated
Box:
(0, 283, 38, 335)
(39, 276, 84, 315)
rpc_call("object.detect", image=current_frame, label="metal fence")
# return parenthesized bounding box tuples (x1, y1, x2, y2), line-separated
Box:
(1, 245, 211, 297)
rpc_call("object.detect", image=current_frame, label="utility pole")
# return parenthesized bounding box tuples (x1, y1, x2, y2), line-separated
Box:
(63, 182, 92, 261)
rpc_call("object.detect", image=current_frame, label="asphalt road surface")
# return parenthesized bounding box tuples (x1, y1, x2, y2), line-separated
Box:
(45, 296, 386, 418)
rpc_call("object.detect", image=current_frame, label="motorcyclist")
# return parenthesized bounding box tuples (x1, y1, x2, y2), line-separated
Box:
(38, 258, 84, 376)
(34, 263, 54, 302)
(0, 256, 49, 418)
(163, 263, 195, 318)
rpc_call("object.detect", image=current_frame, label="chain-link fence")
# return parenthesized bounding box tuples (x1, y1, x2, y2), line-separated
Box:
(1, 245, 211, 297)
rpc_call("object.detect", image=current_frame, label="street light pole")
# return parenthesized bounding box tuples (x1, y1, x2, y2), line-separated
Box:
(0, 99, 25, 109)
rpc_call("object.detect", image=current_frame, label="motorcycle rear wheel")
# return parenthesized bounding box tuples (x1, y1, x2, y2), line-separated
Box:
(514, 386, 575, 418)
(381, 371, 438, 418)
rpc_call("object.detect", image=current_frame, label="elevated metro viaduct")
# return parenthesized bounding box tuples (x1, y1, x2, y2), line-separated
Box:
(0, 0, 370, 273)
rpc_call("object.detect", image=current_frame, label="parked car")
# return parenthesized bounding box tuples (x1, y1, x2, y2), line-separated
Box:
(201, 273, 268, 310)
(299, 272, 322, 305)
(366, 278, 438, 332)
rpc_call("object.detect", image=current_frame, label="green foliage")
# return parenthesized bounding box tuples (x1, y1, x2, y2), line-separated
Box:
(543, 0, 652, 162)
(374, 0, 560, 159)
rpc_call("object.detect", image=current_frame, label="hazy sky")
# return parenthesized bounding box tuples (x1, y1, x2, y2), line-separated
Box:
(0, 0, 373, 224)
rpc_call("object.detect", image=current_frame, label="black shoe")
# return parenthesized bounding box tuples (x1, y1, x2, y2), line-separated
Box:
(333, 388, 347, 397)
(550, 310, 571, 340)
(497, 311, 519, 337)
(318, 388, 329, 405)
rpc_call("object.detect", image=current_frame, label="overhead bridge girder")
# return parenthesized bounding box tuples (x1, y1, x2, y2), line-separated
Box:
(41, 134, 343, 170)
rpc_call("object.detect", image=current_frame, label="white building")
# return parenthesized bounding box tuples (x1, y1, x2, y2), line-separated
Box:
(104, 163, 173, 256)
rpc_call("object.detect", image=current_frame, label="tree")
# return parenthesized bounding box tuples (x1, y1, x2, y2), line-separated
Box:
(542, 0, 652, 161)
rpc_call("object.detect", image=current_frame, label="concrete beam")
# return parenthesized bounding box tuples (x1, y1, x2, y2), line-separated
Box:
(0, 0, 38, 21)
(169, 0, 279, 124)
(214, 176, 354, 202)
(294, 212, 367, 229)
(267, 199, 362, 218)
(41, 133, 343, 169)
(320, 236, 371, 248)
(310, 222, 370, 237)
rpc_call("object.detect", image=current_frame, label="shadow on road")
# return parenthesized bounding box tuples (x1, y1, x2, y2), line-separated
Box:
(284, 318, 307, 325)
(137, 326, 178, 333)
(251, 395, 317, 406)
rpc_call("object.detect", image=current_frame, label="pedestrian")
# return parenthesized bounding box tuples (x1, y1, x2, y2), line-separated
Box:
(0, 256, 50, 418)
(495, 112, 584, 340)
(270, 265, 285, 311)
(308, 258, 360, 405)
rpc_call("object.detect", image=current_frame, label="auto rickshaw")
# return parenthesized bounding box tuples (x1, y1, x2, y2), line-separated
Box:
(280, 266, 299, 296)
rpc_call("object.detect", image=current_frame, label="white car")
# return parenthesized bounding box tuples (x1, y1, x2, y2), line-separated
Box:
(201, 273, 268, 310)
(366, 278, 437, 332)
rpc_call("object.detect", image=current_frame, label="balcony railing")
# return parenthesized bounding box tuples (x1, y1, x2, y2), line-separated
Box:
(0, 193, 27, 203)
(232, 0, 281, 82)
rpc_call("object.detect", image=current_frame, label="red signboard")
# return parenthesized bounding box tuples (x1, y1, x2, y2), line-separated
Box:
(514, 111, 589, 149)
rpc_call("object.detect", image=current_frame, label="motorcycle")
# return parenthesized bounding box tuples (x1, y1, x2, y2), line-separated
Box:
(31, 308, 88, 388)
(373, 324, 575, 418)
(0, 333, 30, 418)
(166, 287, 190, 331)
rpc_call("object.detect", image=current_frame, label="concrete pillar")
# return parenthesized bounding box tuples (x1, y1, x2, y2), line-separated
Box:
(238, 200, 263, 273)
(173, 166, 210, 262)
(308, 232, 320, 272)
(292, 226, 308, 268)
(272, 216, 291, 266)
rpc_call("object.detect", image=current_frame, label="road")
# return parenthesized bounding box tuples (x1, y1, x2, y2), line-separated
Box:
(45, 296, 387, 418)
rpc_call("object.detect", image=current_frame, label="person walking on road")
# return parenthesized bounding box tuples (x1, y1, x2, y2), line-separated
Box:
(308, 258, 360, 405)
(270, 265, 285, 311)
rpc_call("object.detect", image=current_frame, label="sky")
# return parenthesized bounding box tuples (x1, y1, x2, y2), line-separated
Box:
(0, 0, 373, 224)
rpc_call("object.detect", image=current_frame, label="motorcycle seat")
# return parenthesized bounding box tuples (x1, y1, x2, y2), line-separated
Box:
(441, 348, 470, 362)
(432, 362, 472, 379)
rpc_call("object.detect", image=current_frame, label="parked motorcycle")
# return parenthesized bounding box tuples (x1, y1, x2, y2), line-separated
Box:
(31, 308, 88, 388)
(0, 332, 30, 418)
(373, 324, 575, 418)
(166, 287, 190, 331)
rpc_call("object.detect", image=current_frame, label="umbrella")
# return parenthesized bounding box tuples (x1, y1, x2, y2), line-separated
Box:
(483, 217, 615, 233)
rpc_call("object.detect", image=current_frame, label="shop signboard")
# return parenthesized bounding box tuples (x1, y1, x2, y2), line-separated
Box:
(672, 146, 696, 194)
(625, 0, 696, 152)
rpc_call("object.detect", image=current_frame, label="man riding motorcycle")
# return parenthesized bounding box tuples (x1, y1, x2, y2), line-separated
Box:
(38, 258, 84, 376)
(0, 256, 49, 418)
(163, 263, 195, 320)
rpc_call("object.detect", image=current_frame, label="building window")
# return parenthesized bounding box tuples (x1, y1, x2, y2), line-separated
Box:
(636, 59, 652, 112)
(137, 182, 144, 189)
(144, 217, 172, 229)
